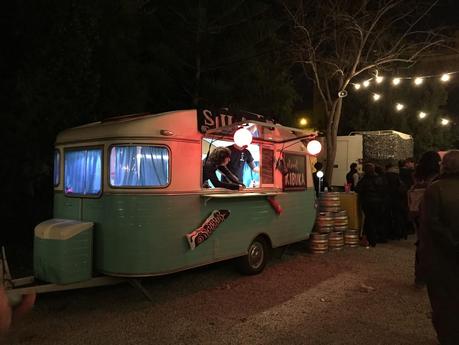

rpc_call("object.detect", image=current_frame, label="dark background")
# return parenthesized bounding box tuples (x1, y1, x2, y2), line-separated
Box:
(1, 0, 458, 251)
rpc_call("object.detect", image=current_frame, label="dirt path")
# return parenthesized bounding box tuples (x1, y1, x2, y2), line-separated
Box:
(3, 236, 437, 345)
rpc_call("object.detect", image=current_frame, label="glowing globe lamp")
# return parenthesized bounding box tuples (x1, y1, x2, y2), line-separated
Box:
(307, 140, 322, 155)
(233, 128, 253, 147)
(316, 170, 324, 178)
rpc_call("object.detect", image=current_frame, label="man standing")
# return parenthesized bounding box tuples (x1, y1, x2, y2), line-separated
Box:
(419, 150, 459, 345)
(345, 163, 359, 191)
(225, 144, 259, 184)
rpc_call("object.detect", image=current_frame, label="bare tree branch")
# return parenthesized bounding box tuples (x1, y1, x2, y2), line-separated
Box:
(284, 0, 445, 182)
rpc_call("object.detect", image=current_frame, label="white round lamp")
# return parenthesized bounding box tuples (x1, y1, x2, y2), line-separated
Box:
(233, 128, 253, 147)
(307, 140, 322, 155)
(316, 170, 324, 178)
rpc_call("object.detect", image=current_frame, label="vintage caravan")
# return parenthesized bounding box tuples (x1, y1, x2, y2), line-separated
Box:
(5, 109, 322, 296)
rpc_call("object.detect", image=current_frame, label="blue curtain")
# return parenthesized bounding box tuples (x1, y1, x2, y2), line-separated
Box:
(111, 146, 169, 187)
(53, 150, 60, 186)
(64, 149, 102, 195)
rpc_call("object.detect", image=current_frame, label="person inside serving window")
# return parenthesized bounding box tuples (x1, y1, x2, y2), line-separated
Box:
(203, 147, 245, 190)
(224, 144, 260, 184)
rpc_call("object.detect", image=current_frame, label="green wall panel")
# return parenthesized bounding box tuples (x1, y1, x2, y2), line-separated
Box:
(53, 190, 316, 276)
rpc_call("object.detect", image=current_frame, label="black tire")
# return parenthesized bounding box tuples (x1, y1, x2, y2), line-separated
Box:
(237, 237, 269, 275)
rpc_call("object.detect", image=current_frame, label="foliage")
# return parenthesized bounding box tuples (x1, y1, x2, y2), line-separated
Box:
(1, 0, 298, 242)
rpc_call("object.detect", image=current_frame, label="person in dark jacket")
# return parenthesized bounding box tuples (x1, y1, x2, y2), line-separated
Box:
(399, 158, 415, 189)
(410, 151, 441, 286)
(203, 147, 244, 190)
(355, 163, 387, 247)
(345, 162, 359, 191)
(384, 163, 406, 240)
(419, 150, 459, 344)
(399, 158, 416, 235)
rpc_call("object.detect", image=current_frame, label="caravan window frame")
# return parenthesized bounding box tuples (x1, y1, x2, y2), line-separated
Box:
(53, 149, 60, 187)
(108, 143, 171, 189)
(63, 145, 104, 198)
(201, 137, 278, 191)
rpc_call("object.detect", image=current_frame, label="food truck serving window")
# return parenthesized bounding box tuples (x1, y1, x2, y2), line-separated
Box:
(109, 145, 170, 187)
(64, 148, 102, 196)
(53, 150, 60, 186)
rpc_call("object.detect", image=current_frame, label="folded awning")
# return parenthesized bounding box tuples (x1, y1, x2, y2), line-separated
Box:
(204, 120, 317, 144)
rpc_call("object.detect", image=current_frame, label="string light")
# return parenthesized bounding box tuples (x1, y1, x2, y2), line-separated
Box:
(441, 73, 451, 82)
(414, 77, 424, 86)
(392, 77, 401, 86)
(351, 71, 458, 125)
(395, 103, 405, 111)
(441, 118, 450, 126)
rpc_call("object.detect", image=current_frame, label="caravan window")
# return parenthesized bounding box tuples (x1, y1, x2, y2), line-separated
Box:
(109, 145, 170, 187)
(64, 148, 102, 196)
(202, 138, 260, 188)
(53, 150, 60, 186)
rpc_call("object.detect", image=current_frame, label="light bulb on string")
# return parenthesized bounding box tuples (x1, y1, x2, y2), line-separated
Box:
(441, 73, 451, 82)
(440, 118, 450, 126)
(354, 83, 361, 90)
(363, 80, 370, 88)
(392, 78, 401, 86)
(414, 77, 424, 86)
(373, 93, 381, 101)
(395, 103, 405, 111)
(418, 111, 427, 119)
(376, 76, 384, 83)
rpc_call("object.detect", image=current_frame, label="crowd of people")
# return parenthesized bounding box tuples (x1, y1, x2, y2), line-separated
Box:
(353, 158, 414, 247)
(349, 150, 459, 345)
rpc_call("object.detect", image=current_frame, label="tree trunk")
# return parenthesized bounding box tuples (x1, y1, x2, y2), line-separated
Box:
(324, 98, 343, 187)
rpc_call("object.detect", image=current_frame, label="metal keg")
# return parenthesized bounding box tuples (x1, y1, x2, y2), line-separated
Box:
(344, 229, 360, 247)
(333, 210, 348, 231)
(319, 192, 341, 212)
(328, 231, 344, 250)
(316, 212, 334, 234)
(310, 233, 329, 254)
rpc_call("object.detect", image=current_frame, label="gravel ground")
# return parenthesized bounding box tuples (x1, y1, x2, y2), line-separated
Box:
(3, 236, 437, 345)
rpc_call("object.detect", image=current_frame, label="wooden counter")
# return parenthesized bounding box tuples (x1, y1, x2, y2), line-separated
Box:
(338, 192, 362, 230)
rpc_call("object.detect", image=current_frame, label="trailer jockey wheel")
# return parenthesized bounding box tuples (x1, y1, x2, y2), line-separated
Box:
(237, 237, 269, 275)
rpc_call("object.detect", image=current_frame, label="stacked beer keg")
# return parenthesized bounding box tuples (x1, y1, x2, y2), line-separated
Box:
(310, 192, 359, 253)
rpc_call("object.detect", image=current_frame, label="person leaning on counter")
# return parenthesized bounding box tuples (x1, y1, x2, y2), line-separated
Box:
(203, 147, 245, 191)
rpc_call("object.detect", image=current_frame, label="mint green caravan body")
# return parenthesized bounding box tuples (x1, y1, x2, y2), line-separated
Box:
(40, 110, 317, 280)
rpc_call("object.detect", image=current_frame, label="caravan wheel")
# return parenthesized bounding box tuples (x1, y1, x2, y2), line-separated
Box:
(237, 237, 269, 275)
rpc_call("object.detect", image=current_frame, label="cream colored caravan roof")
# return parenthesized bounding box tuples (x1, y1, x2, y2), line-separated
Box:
(56, 109, 317, 145)
(56, 110, 199, 144)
